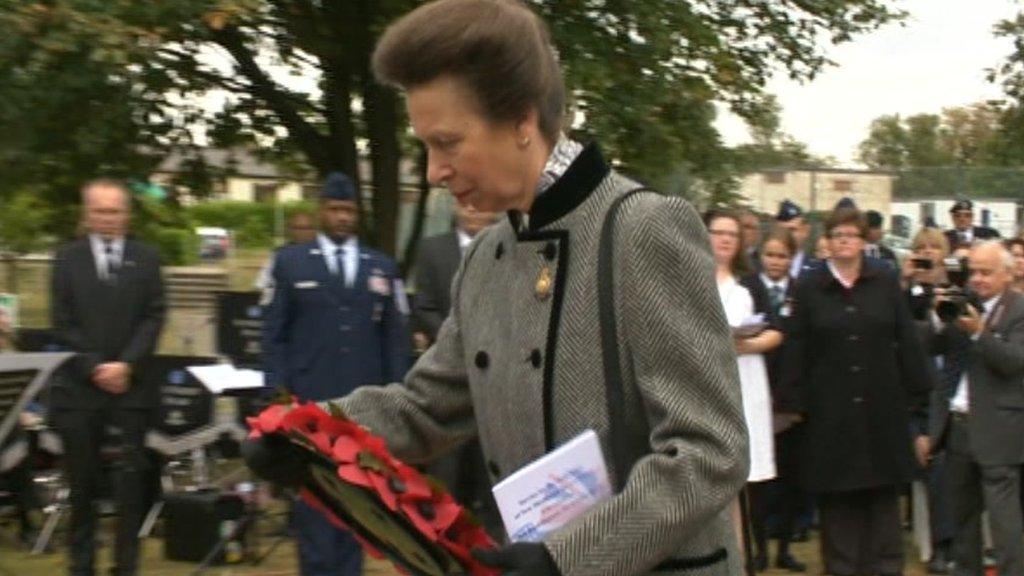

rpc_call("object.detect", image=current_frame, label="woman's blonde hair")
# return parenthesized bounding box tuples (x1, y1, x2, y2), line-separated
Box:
(912, 227, 950, 258)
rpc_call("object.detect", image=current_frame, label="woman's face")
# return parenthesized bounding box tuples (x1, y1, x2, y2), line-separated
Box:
(707, 216, 740, 267)
(914, 241, 945, 264)
(761, 239, 793, 282)
(828, 224, 865, 262)
(406, 75, 539, 213)
(1011, 243, 1024, 280)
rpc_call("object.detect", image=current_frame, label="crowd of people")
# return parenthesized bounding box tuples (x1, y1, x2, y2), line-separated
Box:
(705, 196, 1024, 576)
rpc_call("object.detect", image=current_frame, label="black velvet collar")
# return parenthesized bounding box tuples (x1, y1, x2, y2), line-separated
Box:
(507, 142, 611, 233)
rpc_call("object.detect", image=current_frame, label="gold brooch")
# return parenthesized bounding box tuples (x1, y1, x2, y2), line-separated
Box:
(535, 266, 553, 300)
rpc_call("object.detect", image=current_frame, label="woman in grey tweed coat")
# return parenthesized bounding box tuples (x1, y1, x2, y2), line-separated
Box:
(246, 1, 749, 574)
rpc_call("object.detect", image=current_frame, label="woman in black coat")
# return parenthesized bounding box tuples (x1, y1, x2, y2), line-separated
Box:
(782, 207, 931, 576)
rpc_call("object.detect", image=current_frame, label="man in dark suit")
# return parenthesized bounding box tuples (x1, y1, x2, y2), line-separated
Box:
(945, 199, 1000, 250)
(927, 240, 1024, 576)
(50, 179, 166, 576)
(410, 204, 500, 535)
(412, 204, 496, 345)
(863, 210, 898, 269)
(263, 171, 411, 576)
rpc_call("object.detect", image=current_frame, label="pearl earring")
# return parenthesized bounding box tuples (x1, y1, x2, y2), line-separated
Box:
(520, 137, 531, 147)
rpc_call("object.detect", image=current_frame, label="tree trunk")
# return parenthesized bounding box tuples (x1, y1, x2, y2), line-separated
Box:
(401, 143, 432, 277)
(363, 82, 402, 256)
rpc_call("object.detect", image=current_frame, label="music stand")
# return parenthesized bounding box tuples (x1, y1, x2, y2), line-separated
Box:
(141, 355, 251, 538)
(214, 292, 263, 370)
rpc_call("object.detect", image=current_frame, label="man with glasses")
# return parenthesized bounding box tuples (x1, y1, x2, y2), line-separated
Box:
(945, 199, 1000, 250)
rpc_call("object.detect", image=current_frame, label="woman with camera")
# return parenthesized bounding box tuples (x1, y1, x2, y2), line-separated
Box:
(898, 227, 958, 573)
(782, 207, 932, 576)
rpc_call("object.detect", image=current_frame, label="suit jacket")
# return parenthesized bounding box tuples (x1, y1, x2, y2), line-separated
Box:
(49, 237, 166, 410)
(412, 232, 462, 340)
(262, 241, 411, 402)
(333, 144, 749, 576)
(782, 260, 932, 493)
(945, 226, 1000, 249)
(927, 290, 1024, 466)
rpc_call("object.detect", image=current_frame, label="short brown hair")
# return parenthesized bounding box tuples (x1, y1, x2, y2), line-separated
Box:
(373, 0, 566, 143)
(760, 225, 797, 257)
(824, 207, 867, 238)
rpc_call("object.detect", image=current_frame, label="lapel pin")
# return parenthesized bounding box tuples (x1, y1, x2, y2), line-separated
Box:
(535, 266, 553, 300)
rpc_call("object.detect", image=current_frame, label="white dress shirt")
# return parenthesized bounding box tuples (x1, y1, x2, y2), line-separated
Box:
(318, 233, 358, 287)
(89, 234, 125, 281)
(790, 251, 806, 278)
(949, 294, 1001, 414)
(456, 230, 473, 255)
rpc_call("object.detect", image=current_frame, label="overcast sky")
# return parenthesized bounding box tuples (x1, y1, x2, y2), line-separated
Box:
(715, 0, 1022, 167)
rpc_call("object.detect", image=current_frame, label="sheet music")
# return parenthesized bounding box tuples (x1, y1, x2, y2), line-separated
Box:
(186, 363, 264, 394)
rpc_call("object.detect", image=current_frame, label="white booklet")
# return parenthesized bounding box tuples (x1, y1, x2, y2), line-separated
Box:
(491, 429, 613, 542)
(186, 364, 264, 394)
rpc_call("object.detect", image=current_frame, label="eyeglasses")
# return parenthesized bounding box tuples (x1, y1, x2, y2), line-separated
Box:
(828, 231, 862, 240)
(708, 229, 740, 239)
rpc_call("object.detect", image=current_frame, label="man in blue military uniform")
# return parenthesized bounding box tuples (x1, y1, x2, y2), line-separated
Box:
(776, 199, 819, 278)
(263, 171, 411, 576)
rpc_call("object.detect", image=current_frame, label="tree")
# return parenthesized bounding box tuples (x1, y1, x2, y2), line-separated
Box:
(857, 105, 1003, 170)
(0, 0, 905, 258)
(0, 191, 52, 292)
(857, 114, 908, 169)
(729, 95, 826, 175)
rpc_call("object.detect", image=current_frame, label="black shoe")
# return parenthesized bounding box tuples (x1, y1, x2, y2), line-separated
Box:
(752, 554, 768, 572)
(776, 554, 806, 572)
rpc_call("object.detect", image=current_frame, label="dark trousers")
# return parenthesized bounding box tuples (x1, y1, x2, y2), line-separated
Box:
(54, 408, 150, 576)
(425, 439, 503, 540)
(818, 486, 903, 576)
(293, 499, 363, 576)
(751, 425, 805, 560)
(926, 451, 954, 550)
(948, 418, 1024, 576)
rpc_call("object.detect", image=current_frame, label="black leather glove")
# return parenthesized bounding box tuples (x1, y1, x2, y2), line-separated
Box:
(241, 434, 308, 488)
(473, 542, 561, 576)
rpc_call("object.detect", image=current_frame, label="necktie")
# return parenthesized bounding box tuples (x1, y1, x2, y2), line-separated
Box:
(334, 247, 347, 287)
(769, 285, 784, 311)
(104, 240, 119, 282)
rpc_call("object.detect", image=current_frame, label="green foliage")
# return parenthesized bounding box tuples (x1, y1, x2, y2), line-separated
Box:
(185, 201, 316, 248)
(857, 104, 1007, 170)
(0, 190, 52, 255)
(0, 0, 904, 256)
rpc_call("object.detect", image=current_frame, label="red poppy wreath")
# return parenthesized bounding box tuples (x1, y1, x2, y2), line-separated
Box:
(248, 401, 498, 576)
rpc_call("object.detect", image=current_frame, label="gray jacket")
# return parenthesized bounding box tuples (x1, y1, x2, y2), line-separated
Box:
(334, 144, 748, 576)
(929, 289, 1024, 465)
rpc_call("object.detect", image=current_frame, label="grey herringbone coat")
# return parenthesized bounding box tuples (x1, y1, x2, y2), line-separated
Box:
(335, 144, 749, 576)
